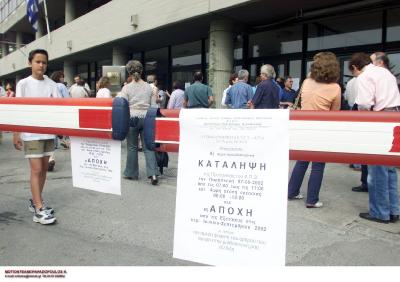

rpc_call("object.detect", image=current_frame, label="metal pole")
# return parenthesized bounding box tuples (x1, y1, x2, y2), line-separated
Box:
(43, 0, 51, 43)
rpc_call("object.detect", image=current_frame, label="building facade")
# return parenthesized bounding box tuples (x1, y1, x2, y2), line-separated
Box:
(0, 0, 399, 106)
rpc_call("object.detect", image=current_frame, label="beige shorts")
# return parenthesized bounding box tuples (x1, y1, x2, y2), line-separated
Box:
(23, 139, 55, 159)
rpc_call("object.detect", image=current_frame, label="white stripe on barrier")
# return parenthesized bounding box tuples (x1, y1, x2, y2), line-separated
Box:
(0, 105, 112, 130)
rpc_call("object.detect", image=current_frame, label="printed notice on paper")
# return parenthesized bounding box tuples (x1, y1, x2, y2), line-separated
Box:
(173, 109, 289, 266)
(70, 137, 121, 195)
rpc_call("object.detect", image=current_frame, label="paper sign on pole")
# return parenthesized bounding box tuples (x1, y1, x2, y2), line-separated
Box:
(70, 137, 121, 195)
(173, 109, 289, 266)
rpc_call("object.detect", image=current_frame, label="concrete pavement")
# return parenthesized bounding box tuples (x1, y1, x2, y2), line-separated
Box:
(0, 132, 399, 266)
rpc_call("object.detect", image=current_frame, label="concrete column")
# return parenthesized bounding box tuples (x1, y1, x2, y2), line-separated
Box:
(65, 0, 76, 24)
(35, 19, 45, 40)
(16, 32, 23, 49)
(112, 46, 129, 66)
(63, 60, 75, 87)
(208, 19, 234, 108)
(1, 42, 8, 57)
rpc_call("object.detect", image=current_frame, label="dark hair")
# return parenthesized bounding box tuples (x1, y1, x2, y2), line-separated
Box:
(50, 71, 64, 83)
(229, 73, 238, 86)
(284, 76, 293, 82)
(193, 71, 203, 82)
(125, 60, 143, 82)
(348, 52, 371, 72)
(172, 80, 184, 91)
(77, 79, 85, 86)
(310, 52, 340, 83)
(28, 49, 48, 62)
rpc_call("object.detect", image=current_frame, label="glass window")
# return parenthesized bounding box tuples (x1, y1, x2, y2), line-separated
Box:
(249, 25, 302, 57)
(308, 12, 382, 51)
(387, 8, 400, 42)
(388, 53, 400, 86)
(234, 35, 243, 60)
(145, 47, 168, 90)
(172, 41, 202, 87)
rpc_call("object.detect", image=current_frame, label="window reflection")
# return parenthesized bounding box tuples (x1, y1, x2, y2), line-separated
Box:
(249, 25, 302, 57)
(308, 12, 382, 50)
(387, 8, 400, 42)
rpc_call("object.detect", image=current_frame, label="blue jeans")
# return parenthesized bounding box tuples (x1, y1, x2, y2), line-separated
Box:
(367, 165, 399, 220)
(288, 161, 326, 205)
(124, 117, 158, 178)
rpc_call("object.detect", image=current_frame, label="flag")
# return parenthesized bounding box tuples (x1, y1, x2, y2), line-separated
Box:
(26, 0, 39, 32)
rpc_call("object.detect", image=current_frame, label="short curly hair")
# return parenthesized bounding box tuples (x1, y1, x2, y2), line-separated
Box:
(310, 52, 340, 84)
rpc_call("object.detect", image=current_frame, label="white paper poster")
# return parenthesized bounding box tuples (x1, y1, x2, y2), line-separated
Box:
(70, 137, 121, 195)
(173, 109, 289, 266)
(292, 78, 300, 91)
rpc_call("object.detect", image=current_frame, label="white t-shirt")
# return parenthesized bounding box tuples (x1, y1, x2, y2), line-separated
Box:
(96, 88, 111, 98)
(69, 84, 89, 98)
(16, 75, 61, 141)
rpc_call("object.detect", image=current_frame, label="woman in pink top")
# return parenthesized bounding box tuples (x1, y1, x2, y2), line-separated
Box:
(288, 52, 341, 208)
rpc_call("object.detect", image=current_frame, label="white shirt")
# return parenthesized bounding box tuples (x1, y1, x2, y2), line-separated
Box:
(344, 77, 358, 107)
(355, 64, 400, 111)
(0, 86, 5, 97)
(96, 88, 111, 98)
(16, 75, 61, 141)
(221, 85, 231, 106)
(70, 84, 89, 98)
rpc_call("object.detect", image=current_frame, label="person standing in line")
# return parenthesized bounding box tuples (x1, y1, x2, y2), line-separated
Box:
(96, 77, 112, 98)
(70, 74, 91, 93)
(13, 49, 61, 225)
(221, 72, 238, 107)
(118, 60, 159, 185)
(224, 69, 253, 109)
(167, 80, 185, 109)
(350, 52, 400, 224)
(250, 64, 280, 109)
(5, 83, 15, 97)
(279, 76, 298, 108)
(288, 52, 341, 208)
(183, 71, 214, 108)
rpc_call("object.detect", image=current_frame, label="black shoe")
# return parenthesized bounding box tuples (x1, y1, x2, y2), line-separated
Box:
(150, 175, 158, 185)
(390, 214, 399, 223)
(352, 185, 368, 192)
(359, 213, 389, 224)
(48, 160, 55, 172)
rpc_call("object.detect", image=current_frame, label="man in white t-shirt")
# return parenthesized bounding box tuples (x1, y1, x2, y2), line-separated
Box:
(13, 49, 60, 225)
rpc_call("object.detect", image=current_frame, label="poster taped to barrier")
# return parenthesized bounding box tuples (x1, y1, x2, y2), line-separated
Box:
(173, 109, 289, 266)
(71, 137, 121, 195)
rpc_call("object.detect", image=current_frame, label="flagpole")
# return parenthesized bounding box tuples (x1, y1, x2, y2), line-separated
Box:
(43, 0, 51, 43)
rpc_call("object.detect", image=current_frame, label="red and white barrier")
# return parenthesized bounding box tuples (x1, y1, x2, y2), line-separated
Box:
(0, 98, 399, 166)
(155, 109, 400, 166)
(0, 97, 113, 139)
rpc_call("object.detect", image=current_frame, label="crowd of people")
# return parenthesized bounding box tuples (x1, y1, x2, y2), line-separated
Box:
(1, 48, 399, 226)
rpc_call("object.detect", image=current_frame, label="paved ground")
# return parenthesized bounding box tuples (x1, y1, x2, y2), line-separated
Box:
(0, 132, 399, 266)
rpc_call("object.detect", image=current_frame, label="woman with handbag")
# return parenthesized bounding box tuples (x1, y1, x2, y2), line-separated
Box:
(118, 60, 159, 185)
(288, 52, 341, 208)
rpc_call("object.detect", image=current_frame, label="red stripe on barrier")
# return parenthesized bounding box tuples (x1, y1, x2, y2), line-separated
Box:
(290, 110, 400, 123)
(79, 109, 112, 129)
(155, 120, 180, 142)
(291, 150, 400, 166)
(0, 124, 112, 139)
(390, 126, 400, 153)
(0, 97, 113, 107)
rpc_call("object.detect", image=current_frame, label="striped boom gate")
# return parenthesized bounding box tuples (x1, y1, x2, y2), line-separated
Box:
(0, 97, 129, 140)
(154, 109, 400, 166)
(0, 98, 399, 166)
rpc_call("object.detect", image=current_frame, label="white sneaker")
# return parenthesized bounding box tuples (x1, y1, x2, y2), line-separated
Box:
(29, 199, 54, 214)
(33, 208, 56, 225)
(306, 201, 323, 208)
